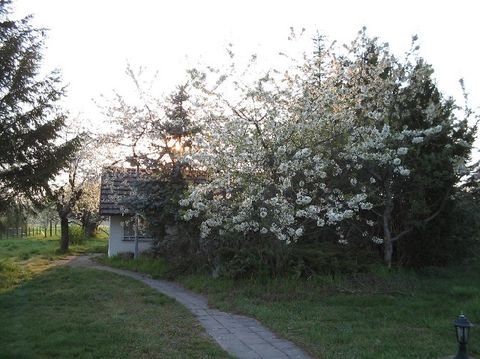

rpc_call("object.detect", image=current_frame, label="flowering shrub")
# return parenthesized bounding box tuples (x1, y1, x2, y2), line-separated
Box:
(176, 29, 476, 270)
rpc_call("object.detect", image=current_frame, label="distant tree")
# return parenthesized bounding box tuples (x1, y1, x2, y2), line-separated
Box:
(46, 148, 85, 252)
(36, 203, 58, 236)
(100, 65, 158, 170)
(0, 200, 28, 234)
(42, 131, 106, 252)
(0, 0, 77, 212)
(73, 179, 102, 237)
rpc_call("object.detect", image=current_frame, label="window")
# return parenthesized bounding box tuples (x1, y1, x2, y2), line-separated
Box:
(122, 217, 153, 241)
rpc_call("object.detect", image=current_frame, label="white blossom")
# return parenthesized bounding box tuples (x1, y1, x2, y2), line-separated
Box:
(259, 208, 268, 218)
(360, 202, 373, 210)
(295, 227, 303, 237)
(178, 31, 466, 250)
(295, 209, 307, 218)
(371, 236, 384, 244)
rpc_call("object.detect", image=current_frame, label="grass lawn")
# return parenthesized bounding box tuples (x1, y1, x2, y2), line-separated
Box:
(101, 255, 480, 359)
(0, 233, 108, 293)
(0, 236, 232, 358)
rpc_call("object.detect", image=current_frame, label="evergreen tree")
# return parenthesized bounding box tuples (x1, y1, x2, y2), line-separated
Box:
(130, 84, 202, 265)
(393, 68, 477, 266)
(0, 0, 77, 211)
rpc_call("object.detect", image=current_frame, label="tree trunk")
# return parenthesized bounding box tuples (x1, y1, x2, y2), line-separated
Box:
(134, 214, 139, 259)
(383, 234, 393, 268)
(60, 215, 69, 252)
(383, 180, 394, 268)
(85, 221, 97, 237)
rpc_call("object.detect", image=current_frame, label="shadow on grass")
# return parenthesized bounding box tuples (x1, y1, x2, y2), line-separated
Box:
(0, 236, 108, 295)
(0, 266, 232, 359)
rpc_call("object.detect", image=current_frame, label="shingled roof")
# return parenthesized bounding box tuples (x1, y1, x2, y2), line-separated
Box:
(99, 166, 207, 216)
(99, 168, 145, 215)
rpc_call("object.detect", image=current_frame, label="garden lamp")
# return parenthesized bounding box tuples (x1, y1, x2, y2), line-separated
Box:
(454, 313, 473, 359)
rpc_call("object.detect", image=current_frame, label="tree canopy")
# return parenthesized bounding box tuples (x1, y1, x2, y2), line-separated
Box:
(101, 30, 478, 273)
(178, 30, 477, 270)
(0, 0, 78, 211)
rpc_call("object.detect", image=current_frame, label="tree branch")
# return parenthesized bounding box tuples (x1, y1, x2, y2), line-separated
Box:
(391, 190, 450, 242)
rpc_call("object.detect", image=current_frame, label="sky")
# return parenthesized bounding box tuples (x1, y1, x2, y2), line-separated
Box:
(12, 0, 480, 151)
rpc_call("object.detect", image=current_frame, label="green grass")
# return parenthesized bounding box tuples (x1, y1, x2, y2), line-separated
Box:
(0, 235, 232, 358)
(102, 255, 480, 359)
(98, 255, 171, 279)
(0, 232, 108, 293)
(0, 267, 231, 358)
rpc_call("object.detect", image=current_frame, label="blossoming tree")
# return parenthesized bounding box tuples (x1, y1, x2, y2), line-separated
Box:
(179, 29, 476, 269)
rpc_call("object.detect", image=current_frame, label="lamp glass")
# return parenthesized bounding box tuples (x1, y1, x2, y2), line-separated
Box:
(454, 314, 473, 344)
(456, 326, 463, 343)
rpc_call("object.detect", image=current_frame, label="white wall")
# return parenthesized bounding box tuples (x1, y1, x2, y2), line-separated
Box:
(107, 215, 153, 257)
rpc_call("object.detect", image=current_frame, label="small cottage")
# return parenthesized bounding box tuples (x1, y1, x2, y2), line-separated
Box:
(99, 168, 154, 257)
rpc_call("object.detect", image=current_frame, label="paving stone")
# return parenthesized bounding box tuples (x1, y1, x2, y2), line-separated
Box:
(206, 308, 224, 316)
(268, 338, 297, 350)
(235, 333, 268, 344)
(255, 330, 279, 340)
(206, 327, 231, 335)
(215, 337, 251, 352)
(68, 256, 313, 359)
(191, 308, 209, 316)
(247, 343, 291, 359)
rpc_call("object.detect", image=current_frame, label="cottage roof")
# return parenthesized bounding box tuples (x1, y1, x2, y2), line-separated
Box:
(99, 168, 145, 215)
(99, 166, 206, 216)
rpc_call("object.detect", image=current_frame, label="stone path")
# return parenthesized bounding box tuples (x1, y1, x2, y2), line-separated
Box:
(68, 256, 313, 359)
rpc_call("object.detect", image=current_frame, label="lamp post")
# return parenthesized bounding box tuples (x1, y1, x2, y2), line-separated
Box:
(454, 313, 473, 359)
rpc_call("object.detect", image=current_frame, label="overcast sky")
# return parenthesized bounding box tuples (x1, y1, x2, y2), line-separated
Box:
(13, 0, 480, 140)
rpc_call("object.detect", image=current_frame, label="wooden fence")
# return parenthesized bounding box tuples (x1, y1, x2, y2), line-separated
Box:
(0, 224, 58, 240)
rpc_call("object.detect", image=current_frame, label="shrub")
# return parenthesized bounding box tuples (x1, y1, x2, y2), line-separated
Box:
(68, 224, 87, 245)
(290, 241, 380, 278)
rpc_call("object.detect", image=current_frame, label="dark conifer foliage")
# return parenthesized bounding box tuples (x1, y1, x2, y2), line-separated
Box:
(0, 0, 77, 210)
